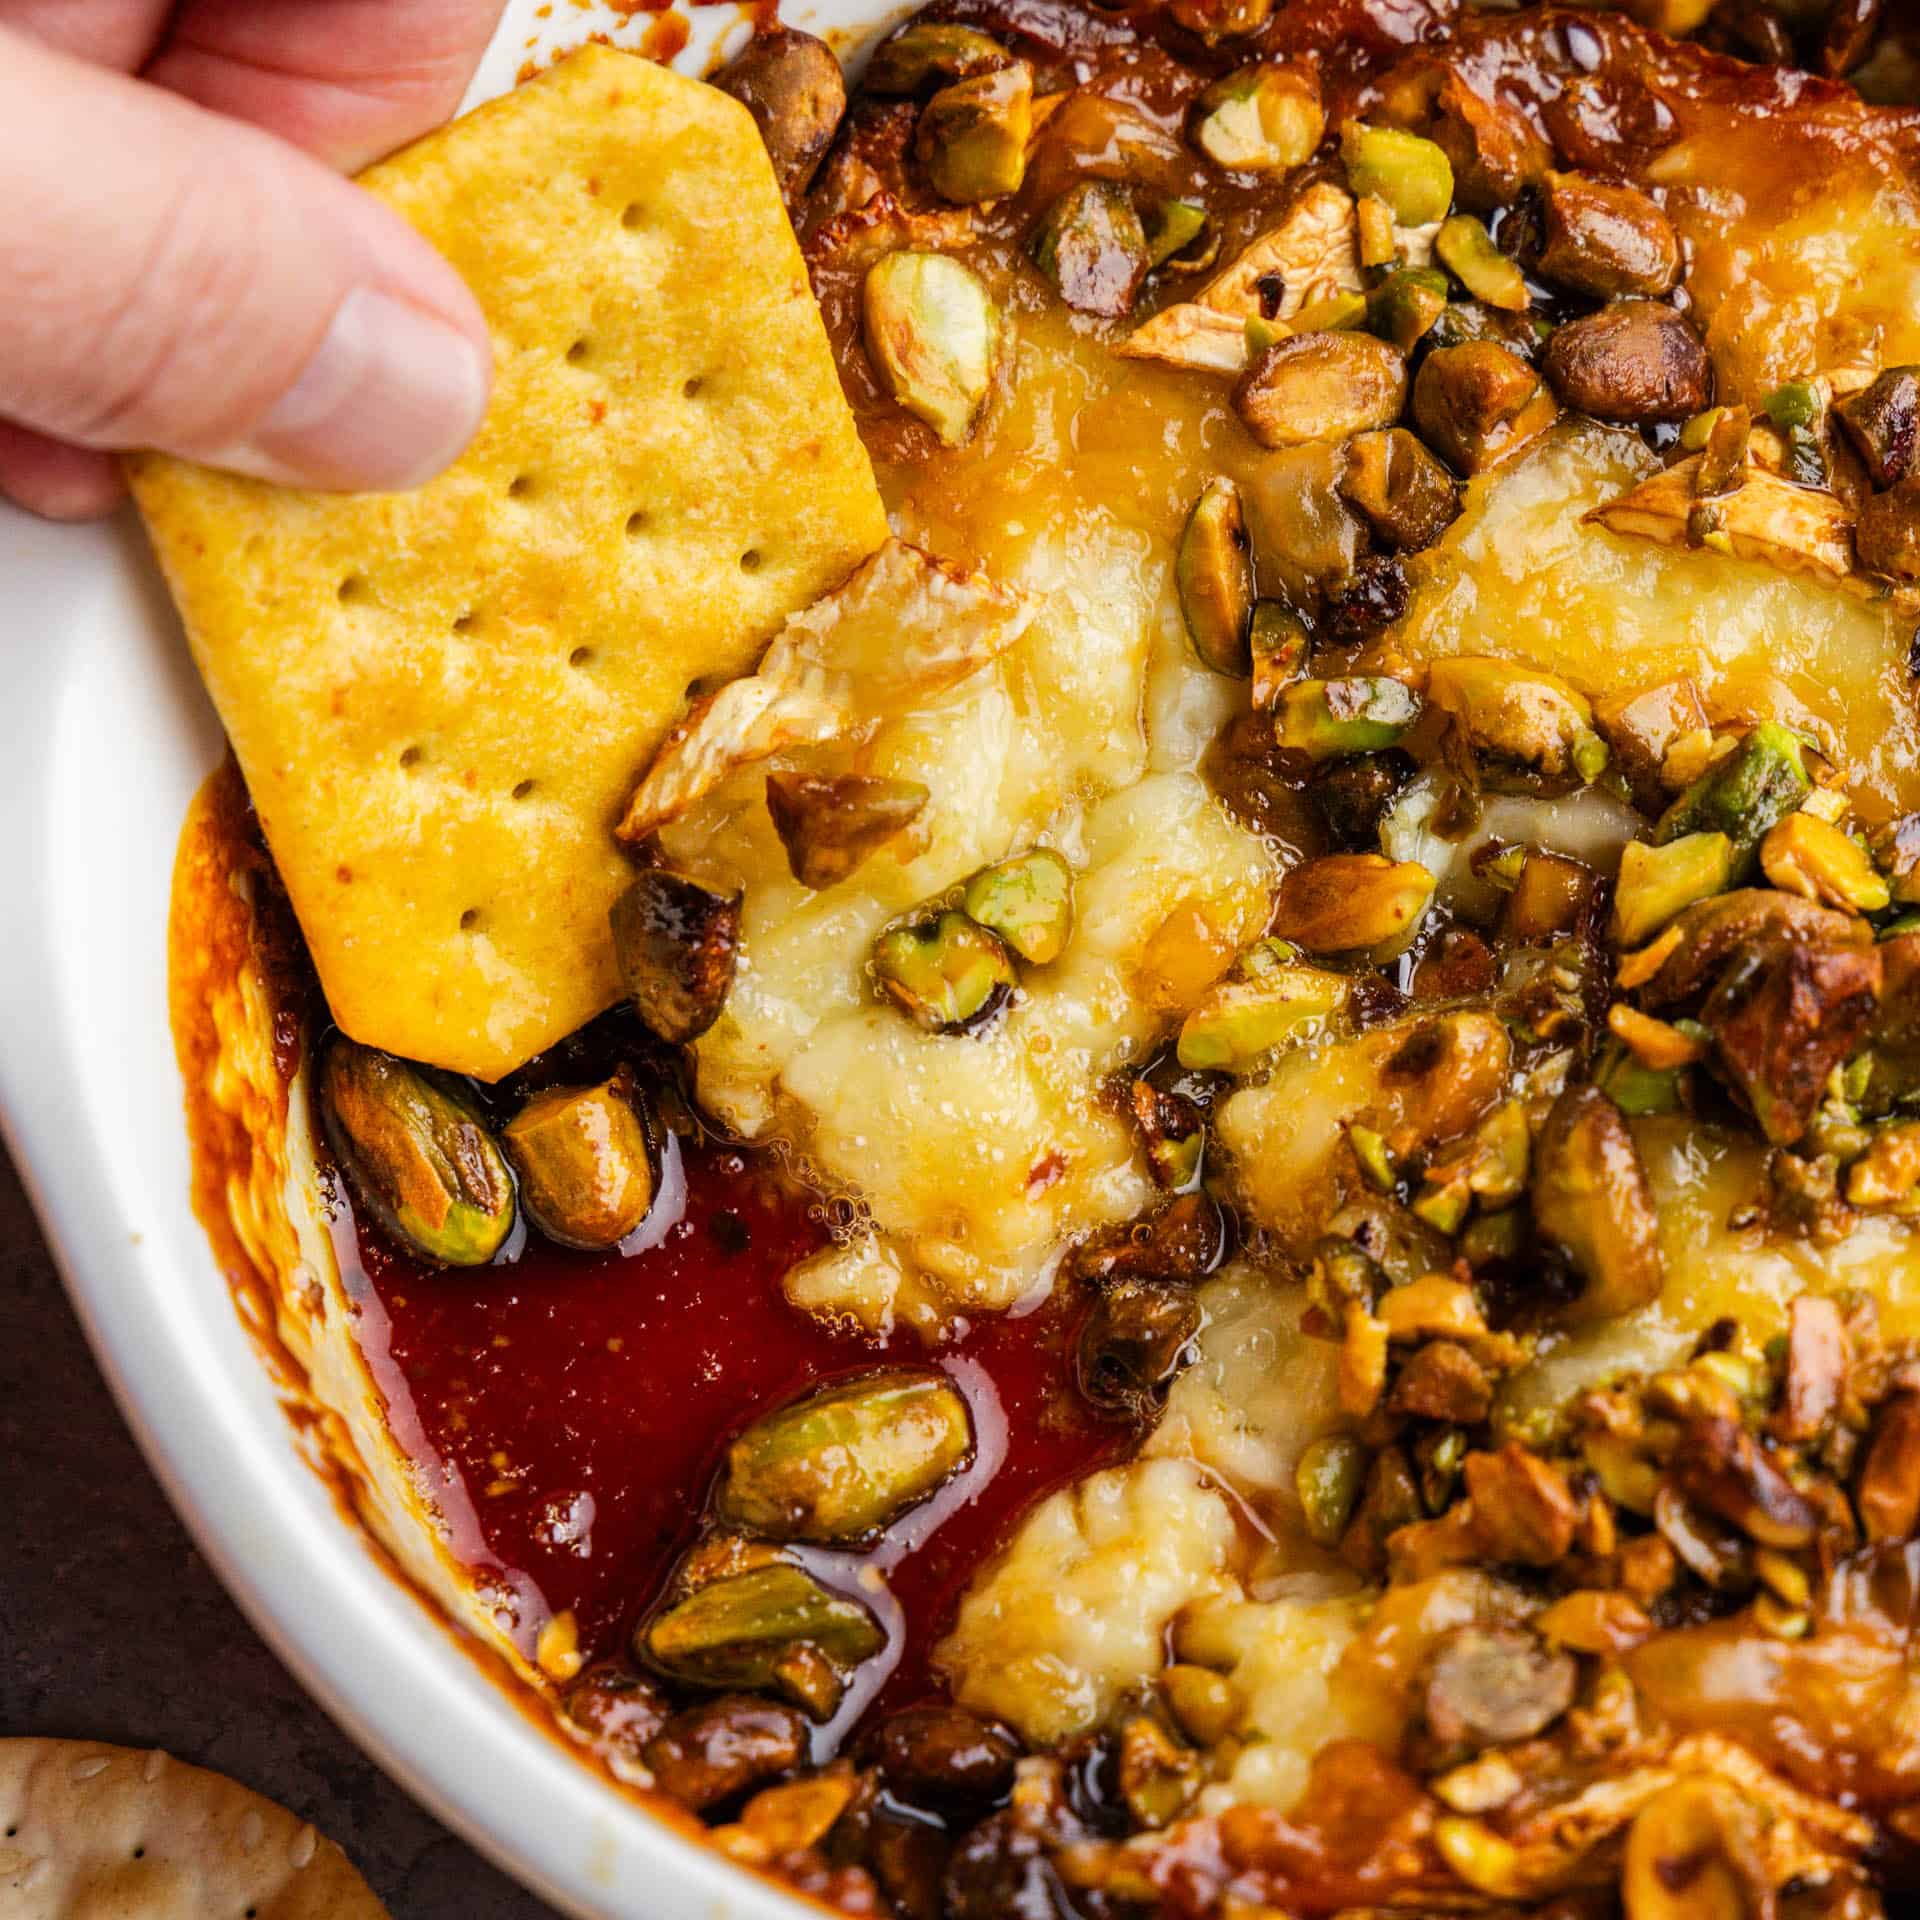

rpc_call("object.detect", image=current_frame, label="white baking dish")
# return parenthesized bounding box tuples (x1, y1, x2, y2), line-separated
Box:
(0, 3, 903, 1912)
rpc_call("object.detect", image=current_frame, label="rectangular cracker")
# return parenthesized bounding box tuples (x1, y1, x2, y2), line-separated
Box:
(130, 44, 887, 1080)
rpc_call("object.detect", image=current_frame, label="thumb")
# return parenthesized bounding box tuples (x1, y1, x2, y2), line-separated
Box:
(0, 26, 492, 492)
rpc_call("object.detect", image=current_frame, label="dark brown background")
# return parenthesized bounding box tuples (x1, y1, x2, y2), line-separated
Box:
(0, 1144, 554, 1918)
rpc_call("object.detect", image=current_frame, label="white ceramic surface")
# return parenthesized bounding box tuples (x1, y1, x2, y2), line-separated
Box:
(0, 4, 903, 1913)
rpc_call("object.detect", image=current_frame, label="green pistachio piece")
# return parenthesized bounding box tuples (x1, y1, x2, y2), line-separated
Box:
(320, 1042, 516, 1267)
(1271, 851, 1435, 954)
(1029, 180, 1150, 318)
(1655, 722, 1811, 864)
(1249, 600, 1310, 711)
(1762, 379, 1830, 487)
(765, 770, 930, 890)
(642, 1563, 884, 1708)
(917, 62, 1032, 204)
(1593, 1038, 1685, 1117)
(1339, 427, 1458, 551)
(962, 848, 1076, 964)
(1340, 123, 1454, 226)
(502, 1073, 654, 1252)
(1289, 290, 1369, 332)
(874, 910, 1017, 1032)
(1366, 267, 1450, 353)
(864, 22, 1010, 95)
(717, 1368, 974, 1544)
(1531, 1085, 1665, 1324)
(1276, 676, 1421, 761)
(1143, 198, 1212, 272)
(610, 868, 743, 1044)
(1424, 656, 1607, 793)
(1177, 476, 1255, 674)
(1191, 63, 1324, 172)
(1611, 833, 1738, 948)
(1176, 939, 1350, 1071)
(1435, 213, 1528, 312)
(863, 250, 1002, 447)
(1297, 1433, 1367, 1547)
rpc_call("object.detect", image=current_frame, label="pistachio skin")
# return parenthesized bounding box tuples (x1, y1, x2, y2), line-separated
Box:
(1534, 171, 1680, 300)
(320, 1040, 515, 1267)
(1412, 342, 1556, 474)
(503, 1074, 655, 1252)
(610, 868, 743, 1045)
(716, 1368, 974, 1544)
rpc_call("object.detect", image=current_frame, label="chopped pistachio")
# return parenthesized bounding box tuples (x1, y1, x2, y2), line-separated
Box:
(1425, 656, 1606, 793)
(1234, 331, 1408, 448)
(1347, 1122, 1398, 1191)
(1532, 1084, 1665, 1323)
(765, 771, 930, 890)
(864, 22, 1010, 95)
(1176, 477, 1254, 674)
(1249, 601, 1310, 710)
(1655, 721, 1811, 863)
(1176, 939, 1350, 1071)
(1340, 427, 1458, 551)
(503, 1073, 654, 1252)
(1142, 198, 1212, 272)
(1533, 171, 1680, 300)
(1355, 192, 1397, 268)
(1289, 290, 1369, 332)
(873, 910, 1017, 1032)
(320, 1042, 516, 1268)
(1296, 1433, 1367, 1546)
(611, 868, 743, 1045)
(1611, 834, 1737, 947)
(1435, 213, 1528, 312)
(1029, 180, 1149, 318)
(1761, 378, 1830, 487)
(717, 1369, 973, 1543)
(1761, 812, 1890, 912)
(863, 250, 1001, 446)
(1191, 63, 1323, 172)
(642, 1563, 884, 1710)
(962, 848, 1075, 964)
(1412, 340, 1556, 474)
(1130, 1080, 1205, 1190)
(1340, 123, 1454, 226)
(917, 63, 1033, 204)
(1270, 851, 1435, 953)
(1276, 675, 1421, 760)
(1366, 267, 1450, 352)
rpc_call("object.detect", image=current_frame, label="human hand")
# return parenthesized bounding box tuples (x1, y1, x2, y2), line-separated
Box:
(0, 1, 506, 519)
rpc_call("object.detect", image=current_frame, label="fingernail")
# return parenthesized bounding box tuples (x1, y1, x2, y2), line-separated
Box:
(216, 287, 490, 492)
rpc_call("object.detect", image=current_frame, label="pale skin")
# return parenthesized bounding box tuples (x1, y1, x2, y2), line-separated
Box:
(0, 1, 510, 519)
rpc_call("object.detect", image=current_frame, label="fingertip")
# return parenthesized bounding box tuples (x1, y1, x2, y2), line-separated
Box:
(0, 424, 126, 520)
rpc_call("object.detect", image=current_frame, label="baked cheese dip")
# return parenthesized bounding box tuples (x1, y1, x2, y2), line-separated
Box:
(151, 2, 1920, 1914)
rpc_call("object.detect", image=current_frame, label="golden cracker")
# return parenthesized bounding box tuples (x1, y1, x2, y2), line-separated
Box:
(0, 1739, 388, 1918)
(132, 45, 886, 1079)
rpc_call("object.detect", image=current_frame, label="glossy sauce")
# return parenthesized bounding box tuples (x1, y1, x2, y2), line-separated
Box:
(335, 1123, 1121, 1713)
